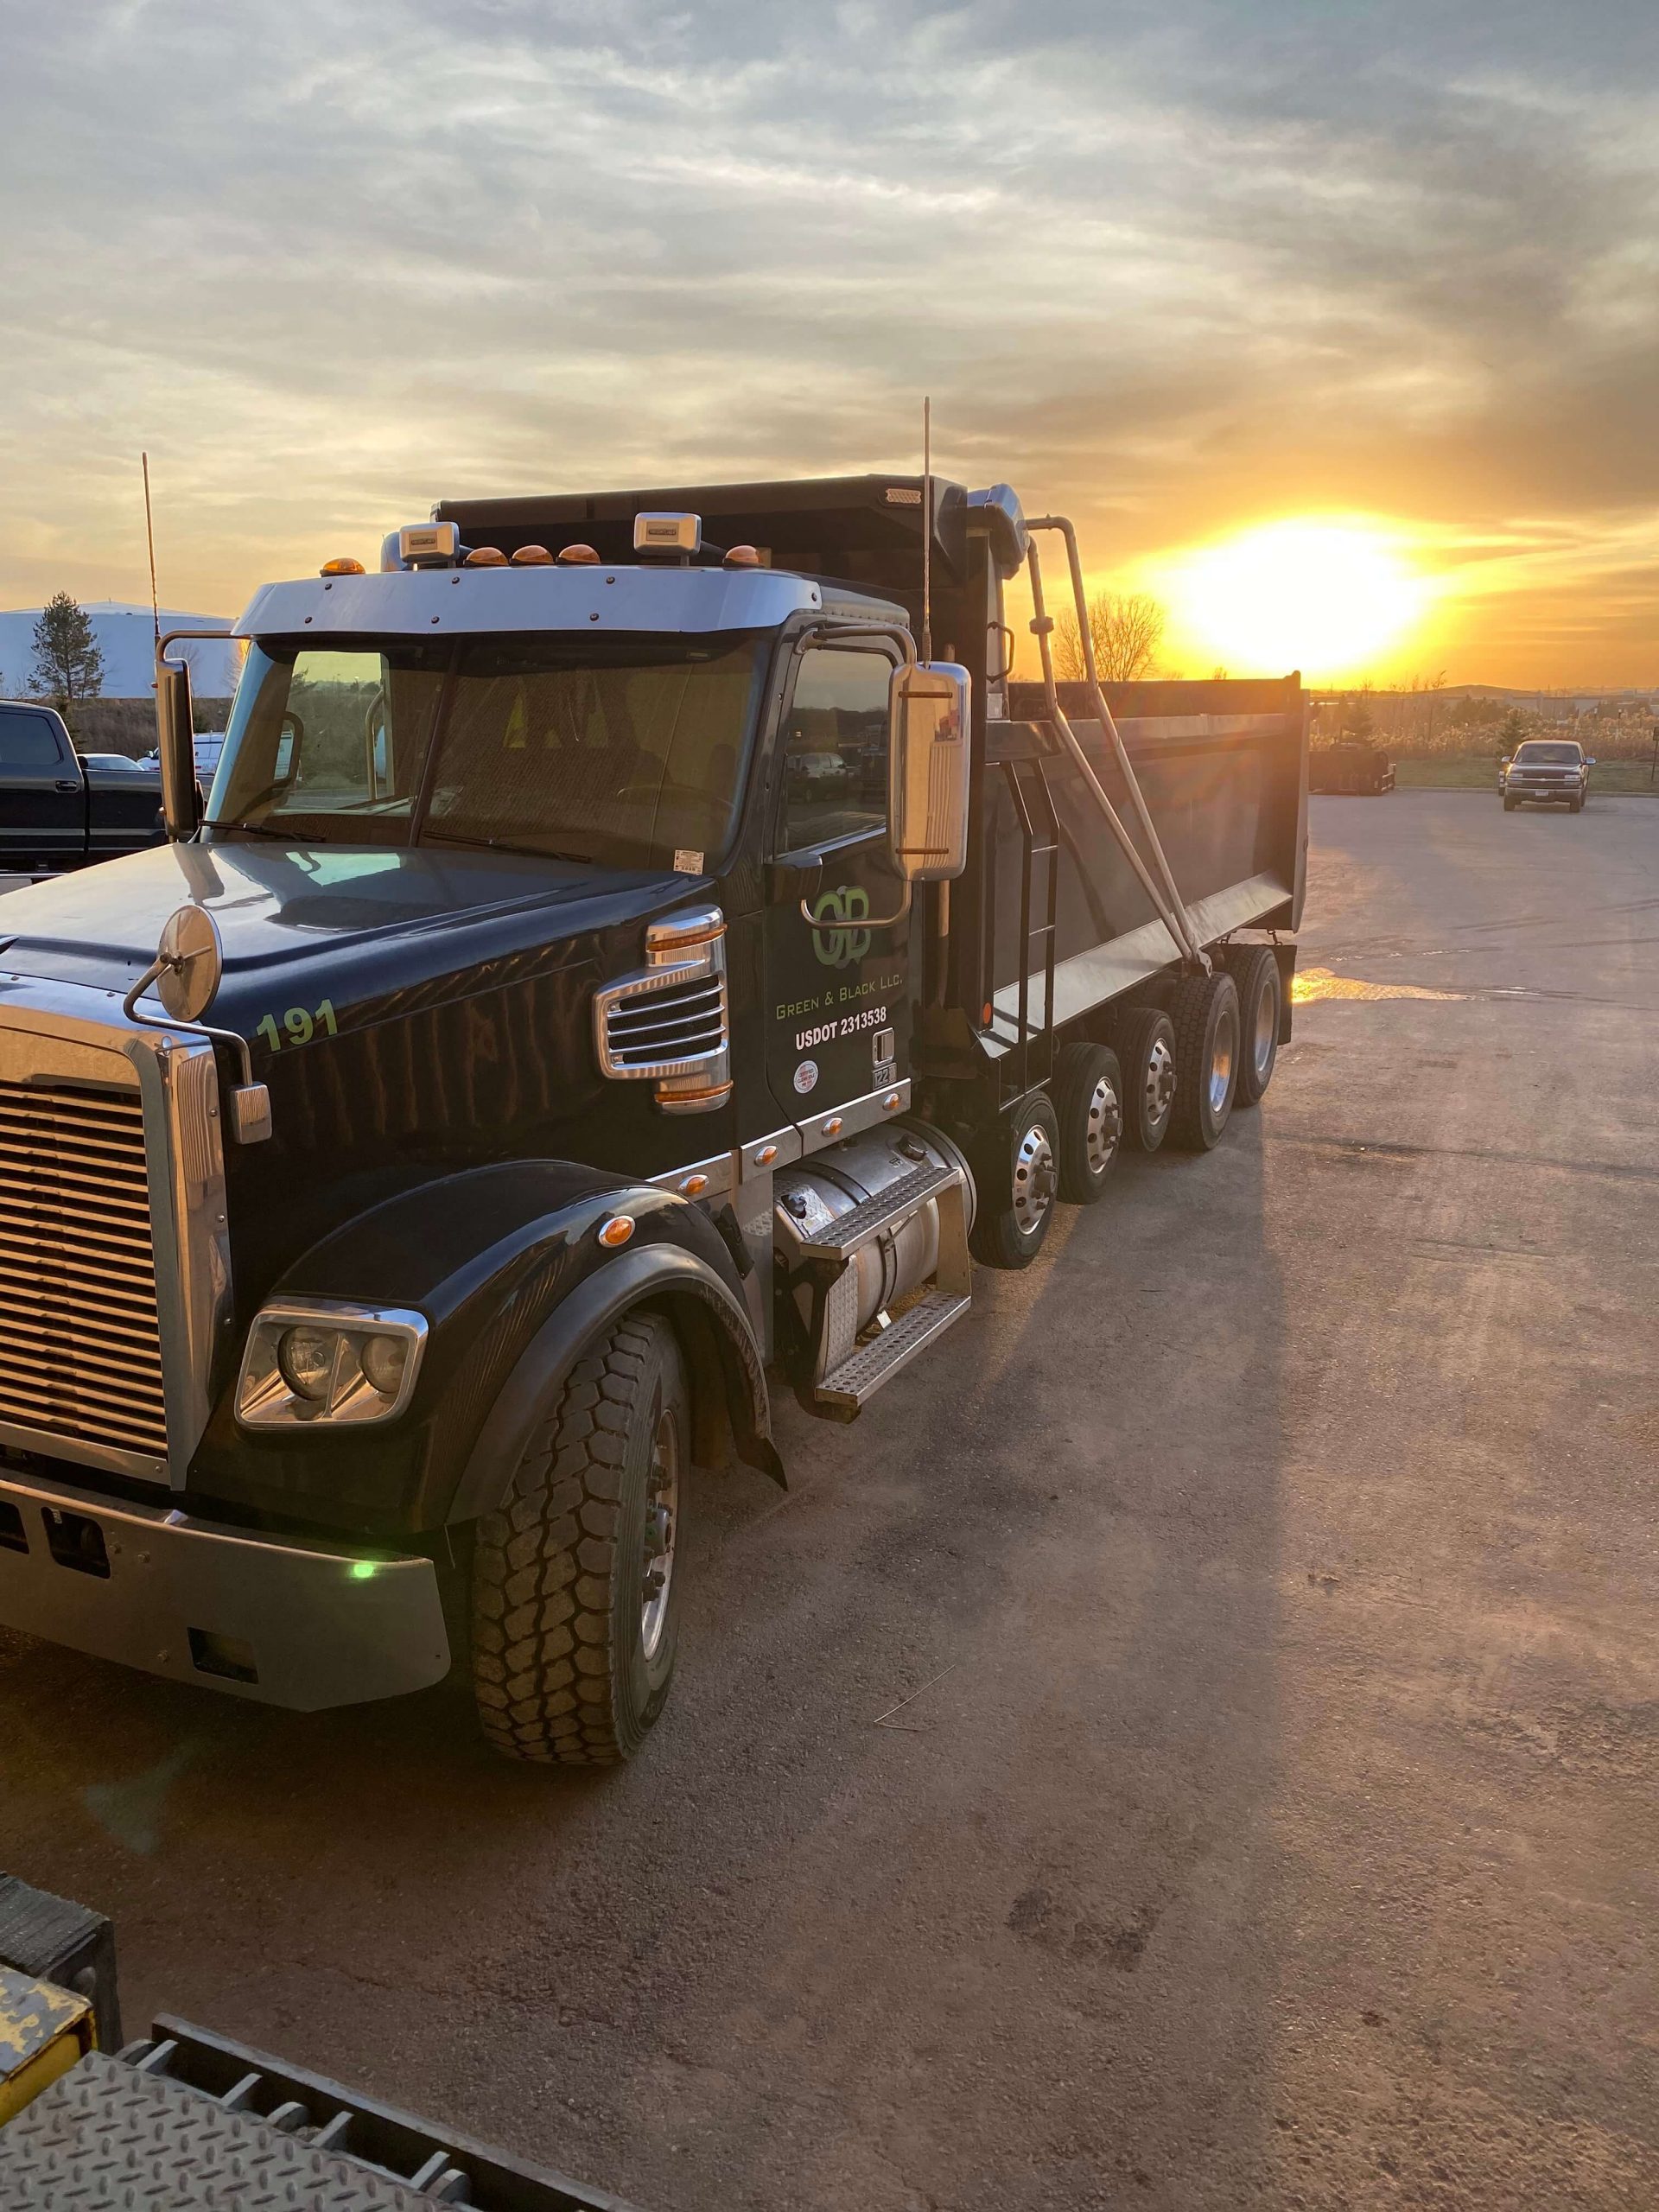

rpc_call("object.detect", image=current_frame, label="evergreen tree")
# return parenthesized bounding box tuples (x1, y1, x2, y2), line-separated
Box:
(29, 593, 105, 721)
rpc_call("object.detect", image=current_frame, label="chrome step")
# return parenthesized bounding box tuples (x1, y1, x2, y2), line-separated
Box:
(795, 1161, 957, 1264)
(814, 1291, 973, 1413)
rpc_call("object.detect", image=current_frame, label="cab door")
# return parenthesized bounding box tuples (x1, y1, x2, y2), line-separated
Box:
(761, 642, 917, 1128)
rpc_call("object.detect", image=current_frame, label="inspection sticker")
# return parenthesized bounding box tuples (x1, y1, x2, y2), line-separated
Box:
(793, 1059, 818, 1095)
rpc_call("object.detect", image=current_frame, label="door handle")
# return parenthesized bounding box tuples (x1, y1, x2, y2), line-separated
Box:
(55, 778, 81, 792)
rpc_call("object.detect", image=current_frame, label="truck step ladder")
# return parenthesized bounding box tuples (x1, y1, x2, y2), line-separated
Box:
(802, 1162, 974, 1416)
(795, 1160, 957, 1265)
(815, 1288, 973, 1413)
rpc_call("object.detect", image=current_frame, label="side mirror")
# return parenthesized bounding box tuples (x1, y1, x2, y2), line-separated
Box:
(156, 658, 202, 841)
(1586, 756, 1597, 766)
(888, 661, 971, 882)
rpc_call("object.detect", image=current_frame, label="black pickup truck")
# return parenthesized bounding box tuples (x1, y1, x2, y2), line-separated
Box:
(0, 700, 164, 873)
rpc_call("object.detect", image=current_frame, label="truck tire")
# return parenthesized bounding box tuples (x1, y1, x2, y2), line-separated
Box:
(1503, 794, 1517, 811)
(1168, 969, 1240, 1152)
(1115, 1006, 1178, 1153)
(1054, 1042, 1123, 1204)
(969, 1093, 1060, 1269)
(1224, 946, 1281, 1108)
(1570, 794, 1584, 813)
(471, 1313, 688, 1765)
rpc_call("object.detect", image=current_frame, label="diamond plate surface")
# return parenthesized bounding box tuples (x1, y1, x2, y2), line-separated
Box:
(0, 2050, 429, 2208)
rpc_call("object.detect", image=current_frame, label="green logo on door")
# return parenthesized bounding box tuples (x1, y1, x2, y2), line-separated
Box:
(810, 885, 872, 969)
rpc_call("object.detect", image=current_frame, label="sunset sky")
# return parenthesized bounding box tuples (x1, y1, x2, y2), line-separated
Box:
(4, 2, 1658, 686)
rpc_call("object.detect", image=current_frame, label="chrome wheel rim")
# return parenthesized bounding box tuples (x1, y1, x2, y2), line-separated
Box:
(1144, 1038, 1175, 1128)
(1013, 1122, 1058, 1234)
(1085, 1074, 1122, 1173)
(640, 1407, 679, 1662)
(1209, 1007, 1237, 1117)
(1252, 977, 1277, 1080)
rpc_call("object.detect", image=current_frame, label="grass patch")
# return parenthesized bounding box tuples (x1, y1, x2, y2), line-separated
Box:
(1393, 755, 1659, 794)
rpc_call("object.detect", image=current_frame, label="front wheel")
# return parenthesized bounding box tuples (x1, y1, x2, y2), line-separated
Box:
(1503, 795, 1517, 811)
(471, 1313, 688, 1765)
(969, 1094, 1060, 1269)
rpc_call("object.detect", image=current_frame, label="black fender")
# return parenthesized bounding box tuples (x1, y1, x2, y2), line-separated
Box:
(205, 1160, 781, 1532)
(447, 1242, 784, 1527)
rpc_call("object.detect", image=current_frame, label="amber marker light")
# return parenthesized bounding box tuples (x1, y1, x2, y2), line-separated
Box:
(597, 1215, 636, 1248)
(463, 546, 508, 567)
(511, 543, 554, 565)
(320, 556, 365, 576)
(557, 543, 601, 565)
(723, 543, 761, 568)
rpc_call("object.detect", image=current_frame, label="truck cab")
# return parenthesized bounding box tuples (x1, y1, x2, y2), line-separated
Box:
(0, 476, 1307, 1764)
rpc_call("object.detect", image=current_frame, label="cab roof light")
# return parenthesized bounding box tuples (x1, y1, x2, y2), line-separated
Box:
(723, 543, 761, 569)
(463, 545, 508, 567)
(556, 543, 601, 565)
(397, 521, 461, 569)
(320, 556, 365, 576)
(633, 512, 702, 557)
(511, 543, 554, 566)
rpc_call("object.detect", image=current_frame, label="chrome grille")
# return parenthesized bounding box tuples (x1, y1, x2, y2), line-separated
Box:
(0, 1077, 167, 1460)
(602, 975, 728, 1074)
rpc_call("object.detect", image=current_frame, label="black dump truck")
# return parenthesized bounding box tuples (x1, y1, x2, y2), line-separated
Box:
(0, 475, 1306, 1764)
(0, 700, 165, 873)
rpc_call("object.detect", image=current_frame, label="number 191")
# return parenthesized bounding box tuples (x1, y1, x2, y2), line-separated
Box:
(257, 999, 338, 1052)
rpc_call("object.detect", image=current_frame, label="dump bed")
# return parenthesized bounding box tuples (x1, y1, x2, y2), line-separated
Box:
(969, 677, 1306, 1049)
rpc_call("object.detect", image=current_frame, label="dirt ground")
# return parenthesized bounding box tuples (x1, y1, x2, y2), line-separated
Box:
(5, 791, 1657, 2209)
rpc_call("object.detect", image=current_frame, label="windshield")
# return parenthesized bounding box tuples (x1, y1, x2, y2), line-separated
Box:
(207, 631, 769, 867)
(1512, 742, 1580, 765)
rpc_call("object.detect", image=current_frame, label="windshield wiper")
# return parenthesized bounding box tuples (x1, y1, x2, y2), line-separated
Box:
(210, 818, 333, 843)
(421, 828, 594, 864)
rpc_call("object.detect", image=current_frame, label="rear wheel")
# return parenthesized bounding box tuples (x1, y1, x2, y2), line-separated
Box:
(1115, 1007, 1178, 1153)
(1224, 947, 1281, 1108)
(1054, 1042, 1123, 1204)
(471, 1313, 688, 1765)
(969, 1094, 1060, 1268)
(1169, 969, 1240, 1152)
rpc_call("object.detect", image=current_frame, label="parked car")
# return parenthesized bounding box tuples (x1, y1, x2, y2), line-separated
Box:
(1500, 739, 1593, 811)
(0, 702, 164, 870)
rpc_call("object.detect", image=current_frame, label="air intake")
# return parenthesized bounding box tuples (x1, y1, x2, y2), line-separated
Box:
(594, 907, 732, 1115)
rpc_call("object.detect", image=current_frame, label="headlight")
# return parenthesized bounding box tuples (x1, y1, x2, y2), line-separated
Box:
(360, 1333, 409, 1396)
(277, 1326, 336, 1402)
(237, 1303, 428, 1430)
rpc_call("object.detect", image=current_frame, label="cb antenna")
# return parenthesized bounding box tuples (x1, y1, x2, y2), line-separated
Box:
(920, 396, 933, 664)
(142, 452, 161, 648)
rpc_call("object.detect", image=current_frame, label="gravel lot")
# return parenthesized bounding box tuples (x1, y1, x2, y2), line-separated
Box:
(5, 791, 1657, 2209)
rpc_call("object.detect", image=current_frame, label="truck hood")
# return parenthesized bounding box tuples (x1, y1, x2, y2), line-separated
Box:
(0, 839, 701, 1034)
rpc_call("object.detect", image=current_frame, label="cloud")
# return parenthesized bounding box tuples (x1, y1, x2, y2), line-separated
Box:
(2, 0, 1657, 680)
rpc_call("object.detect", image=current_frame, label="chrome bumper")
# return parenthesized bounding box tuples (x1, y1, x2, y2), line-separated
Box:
(0, 1466, 450, 1709)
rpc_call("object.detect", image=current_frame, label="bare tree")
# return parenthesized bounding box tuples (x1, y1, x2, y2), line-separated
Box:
(1054, 591, 1167, 683)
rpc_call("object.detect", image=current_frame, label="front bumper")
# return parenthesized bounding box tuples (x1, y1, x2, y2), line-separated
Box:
(1507, 782, 1577, 800)
(0, 1466, 451, 1709)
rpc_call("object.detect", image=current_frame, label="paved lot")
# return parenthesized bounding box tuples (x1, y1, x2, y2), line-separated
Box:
(5, 792, 1657, 2209)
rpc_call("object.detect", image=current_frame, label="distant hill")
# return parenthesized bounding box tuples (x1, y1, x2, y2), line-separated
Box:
(0, 601, 241, 700)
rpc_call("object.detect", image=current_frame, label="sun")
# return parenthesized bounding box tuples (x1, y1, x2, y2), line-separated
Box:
(1160, 518, 1430, 681)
